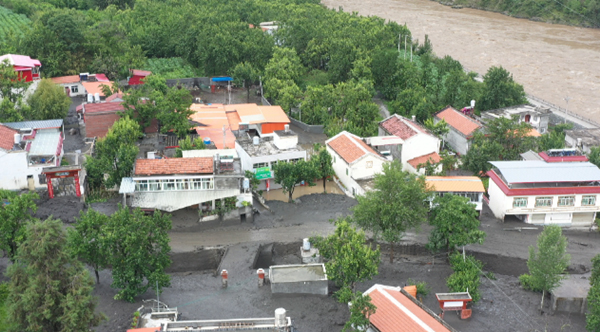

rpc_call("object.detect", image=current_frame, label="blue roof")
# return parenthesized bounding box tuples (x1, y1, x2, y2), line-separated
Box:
(211, 77, 233, 82)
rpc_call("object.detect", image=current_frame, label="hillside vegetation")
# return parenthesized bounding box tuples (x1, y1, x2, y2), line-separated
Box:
(439, 0, 600, 28)
(0, 6, 30, 42)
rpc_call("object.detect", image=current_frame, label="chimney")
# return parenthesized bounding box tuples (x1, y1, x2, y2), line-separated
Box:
(12, 133, 21, 150)
(411, 115, 416, 122)
(284, 124, 290, 133)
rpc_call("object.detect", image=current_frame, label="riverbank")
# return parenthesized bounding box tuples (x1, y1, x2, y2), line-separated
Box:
(434, 0, 600, 28)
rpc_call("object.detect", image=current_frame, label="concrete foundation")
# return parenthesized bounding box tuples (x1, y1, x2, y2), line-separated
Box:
(551, 273, 591, 315)
(300, 247, 321, 264)
(269, 263, 328, 295)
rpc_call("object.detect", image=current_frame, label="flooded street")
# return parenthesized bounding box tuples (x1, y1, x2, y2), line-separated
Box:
(262, 179, 343, 202)
(322, 0, 600, 123)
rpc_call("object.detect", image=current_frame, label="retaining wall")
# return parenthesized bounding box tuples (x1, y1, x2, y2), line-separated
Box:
(289, 117, 325, 134)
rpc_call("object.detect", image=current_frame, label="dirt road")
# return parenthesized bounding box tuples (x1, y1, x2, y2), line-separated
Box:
(322, 0, 600, 124)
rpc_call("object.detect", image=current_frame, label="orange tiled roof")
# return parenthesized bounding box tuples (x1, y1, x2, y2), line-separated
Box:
(426, 176, 485, 192)
(368, 286, 452, 332)
(82, 81, 113, 97)
(134, 157, 213, 176)
(51, 75, 80, 84)
(407, 152, 441, 169)
(83, 102, 126, 114)
(0, 124, 18, 150)
(435, 106, 482, 136)
(525, 128, 541, 137)
(380, 114, 430, 140)
(327, 131, 379, 164)
(131, 69, 152, 77)
(105, 92, 124, 102)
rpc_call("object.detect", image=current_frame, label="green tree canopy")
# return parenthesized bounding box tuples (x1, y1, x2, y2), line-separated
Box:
(311, 218, 380, 297)
(352, 161, 430, 263)
(427, 194, 486, 253)
(479, 66, 527, 111)
(104, 206, 172, 302)
(229, 62, 260, 101)
(6, 218, 105, 332)
(67, 209, 110, 284)
(311, 145, 334, 193)
(27, 79, 71, 120)
(175, 136, 206, 158)
(273, 159, 318, 202)
(0, 190, 38, 262)
(519, 225, 570, 310)
(447, 253, 483, 302)
(587, 254, 600, 331)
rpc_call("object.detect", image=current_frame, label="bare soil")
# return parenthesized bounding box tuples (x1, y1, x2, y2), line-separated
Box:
(2, 193, 596, 331)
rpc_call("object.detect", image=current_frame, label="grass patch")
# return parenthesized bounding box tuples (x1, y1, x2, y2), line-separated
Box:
(299, 69, 330, 88)
(143, 57, 203, 79)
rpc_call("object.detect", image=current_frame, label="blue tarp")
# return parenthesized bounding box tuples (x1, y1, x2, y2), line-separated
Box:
(211, 76, 233, 82)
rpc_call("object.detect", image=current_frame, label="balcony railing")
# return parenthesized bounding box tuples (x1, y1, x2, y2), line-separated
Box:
(506, 205, 600, 214)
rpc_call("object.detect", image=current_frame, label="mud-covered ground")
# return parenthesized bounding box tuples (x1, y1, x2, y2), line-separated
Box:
(2, 193, 597, 331)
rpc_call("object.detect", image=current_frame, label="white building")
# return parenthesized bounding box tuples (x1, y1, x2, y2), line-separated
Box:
(434, 106, 483, 155)
(326, 131, 389, 197)
(235, 128, 306, 190)
(487, 160, 600, 227)
(482, 104, 550, 134)
(426, 176, 485, 212)
(377, 114, 441, 174)
(565, 128, 600, 154)
(50, 73, 110, 97)
(0, 120, 64, 190)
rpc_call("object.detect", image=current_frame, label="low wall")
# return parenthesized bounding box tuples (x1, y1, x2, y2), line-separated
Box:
(289, 117, 324, 134)
(167, 249, 224, 273)
(166, 77, 211, 89)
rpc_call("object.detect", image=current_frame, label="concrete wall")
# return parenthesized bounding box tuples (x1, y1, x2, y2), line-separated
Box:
(289, 117, 324, 134)
(400, 134, 440, 170)
(0, 151, 47, 190)
(58, 82, 86, 97)
(270, 279, 328, 295)
(443, 128, 470, 155)
(351, 155, 387, 180)
(273, 132, 298, 150)
(165, 77, 210, 89)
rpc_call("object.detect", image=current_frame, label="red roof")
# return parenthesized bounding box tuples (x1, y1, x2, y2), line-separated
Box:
(0, 54, 41, 67)
(435, 106, 482, 136)
(105, 92, 124, 102)
(380, 115, 427, 140)
(408, 152, 441, 169)
(51, 75, 80, 84)
(327, 131, 379, 164)
(131, 69, 152, 77)
(487, 170, 600, 196)
(367, 285, 452, 332)
(94, 74, 109, 82)
(135, 157, 213, 175)
(0, 124, 18, 150)
(83, 102, 126, 114)
(538, 151, 589, 163)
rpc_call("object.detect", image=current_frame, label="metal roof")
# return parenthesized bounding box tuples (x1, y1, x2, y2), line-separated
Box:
(490, 160, 600, 183)
(520, 150, 543, 161)
(119, 177, 136, 194)
(28, 129, 61, 156)
(3, 119, 63, 130)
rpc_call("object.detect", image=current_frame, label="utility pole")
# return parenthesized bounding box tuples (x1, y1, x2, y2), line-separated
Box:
(398, 34, 401, 54)
(404, 35, 407, 60)
(564, 96, 571, 124)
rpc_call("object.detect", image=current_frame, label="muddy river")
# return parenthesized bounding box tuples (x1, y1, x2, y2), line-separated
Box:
(322, 0, 600, 123)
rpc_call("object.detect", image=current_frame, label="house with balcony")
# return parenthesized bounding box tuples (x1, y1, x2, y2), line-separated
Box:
(377, 114, 441, 174)
(119, 156, 249, 215)
(0, 119, 64, 191)
(426, 176, 486, 212)
(0, 54, 41, 82)
(487, 160, 600, 227)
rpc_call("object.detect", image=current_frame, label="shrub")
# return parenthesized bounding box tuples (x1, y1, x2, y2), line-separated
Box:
(447, 253, 483, 302)
(407, 278, 430, 297)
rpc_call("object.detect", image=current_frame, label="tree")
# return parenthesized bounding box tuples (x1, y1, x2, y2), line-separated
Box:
(538, 123, 572, 152)
(175, 136, 206, 158)
(424, 118, 449, 148)
(230, 62, 259, 101)
(0, 190, 38, 262)
(273, 160, 318, 202)
(311, 218, 380, 297)
(427, 194, 486, 253)
(519, 225, 570, 310)
(27, 79, 71, 120)
(343, 291, 377, 332)
(311, 145, 334, 193)
(86, 117, 141, 191)
(244, 170, 260, 192)
(447, 253, 483, 302)
(104, 206, 171, 302)
(352, 161, 430, 263)
(587, 254, 600, 331)
(6, 218, 105, 332)
(0, 60, 30, 122)
(479, 66, 527, 111)
(67, 209, 110, 284)
(589, 146, 600, 169)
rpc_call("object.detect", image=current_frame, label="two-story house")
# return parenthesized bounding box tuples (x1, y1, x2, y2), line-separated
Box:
(487, 160, 600, 227)
(434, 106, 483, 155)
(378, 114, 441, 174)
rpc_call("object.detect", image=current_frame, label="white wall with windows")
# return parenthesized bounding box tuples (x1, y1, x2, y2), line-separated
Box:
(430, 191, 484, 211)
(488, 179, 600, 226)
(57, 82, 85, 97)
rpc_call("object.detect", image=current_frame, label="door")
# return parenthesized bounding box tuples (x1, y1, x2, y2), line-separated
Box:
(27, 175, 35, 191)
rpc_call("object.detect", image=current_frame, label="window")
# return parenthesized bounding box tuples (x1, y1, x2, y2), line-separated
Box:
(289, 158, 302, 164)
(366, 161, 373, 168)
(346, 168, 349, 176)
(582, 195, 596, 206)
(176, 179, 188, 190)
(535, 197, 553, 207)
(253, 162, 268, 169)
(71, 86, 79, 93)
(513, 197, 528, 208)
(334, 156, 336, 163)
(136, 180, 149, 192)
(149, 180, 161, 191)
(558, 196, 575, 206)
(163, 179, 176, 191)
(191, 178, 214, 190)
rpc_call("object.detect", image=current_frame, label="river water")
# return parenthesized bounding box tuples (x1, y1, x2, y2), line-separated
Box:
(322, 0, 600, 123)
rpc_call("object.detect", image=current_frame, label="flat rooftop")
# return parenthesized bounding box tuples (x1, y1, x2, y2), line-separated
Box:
(238, 137, 304, 157)
(490, 160, 600, 184)
(565, 128, 600, 146)
(484, 104, 551, 117)
(269, 264, 327, 283)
